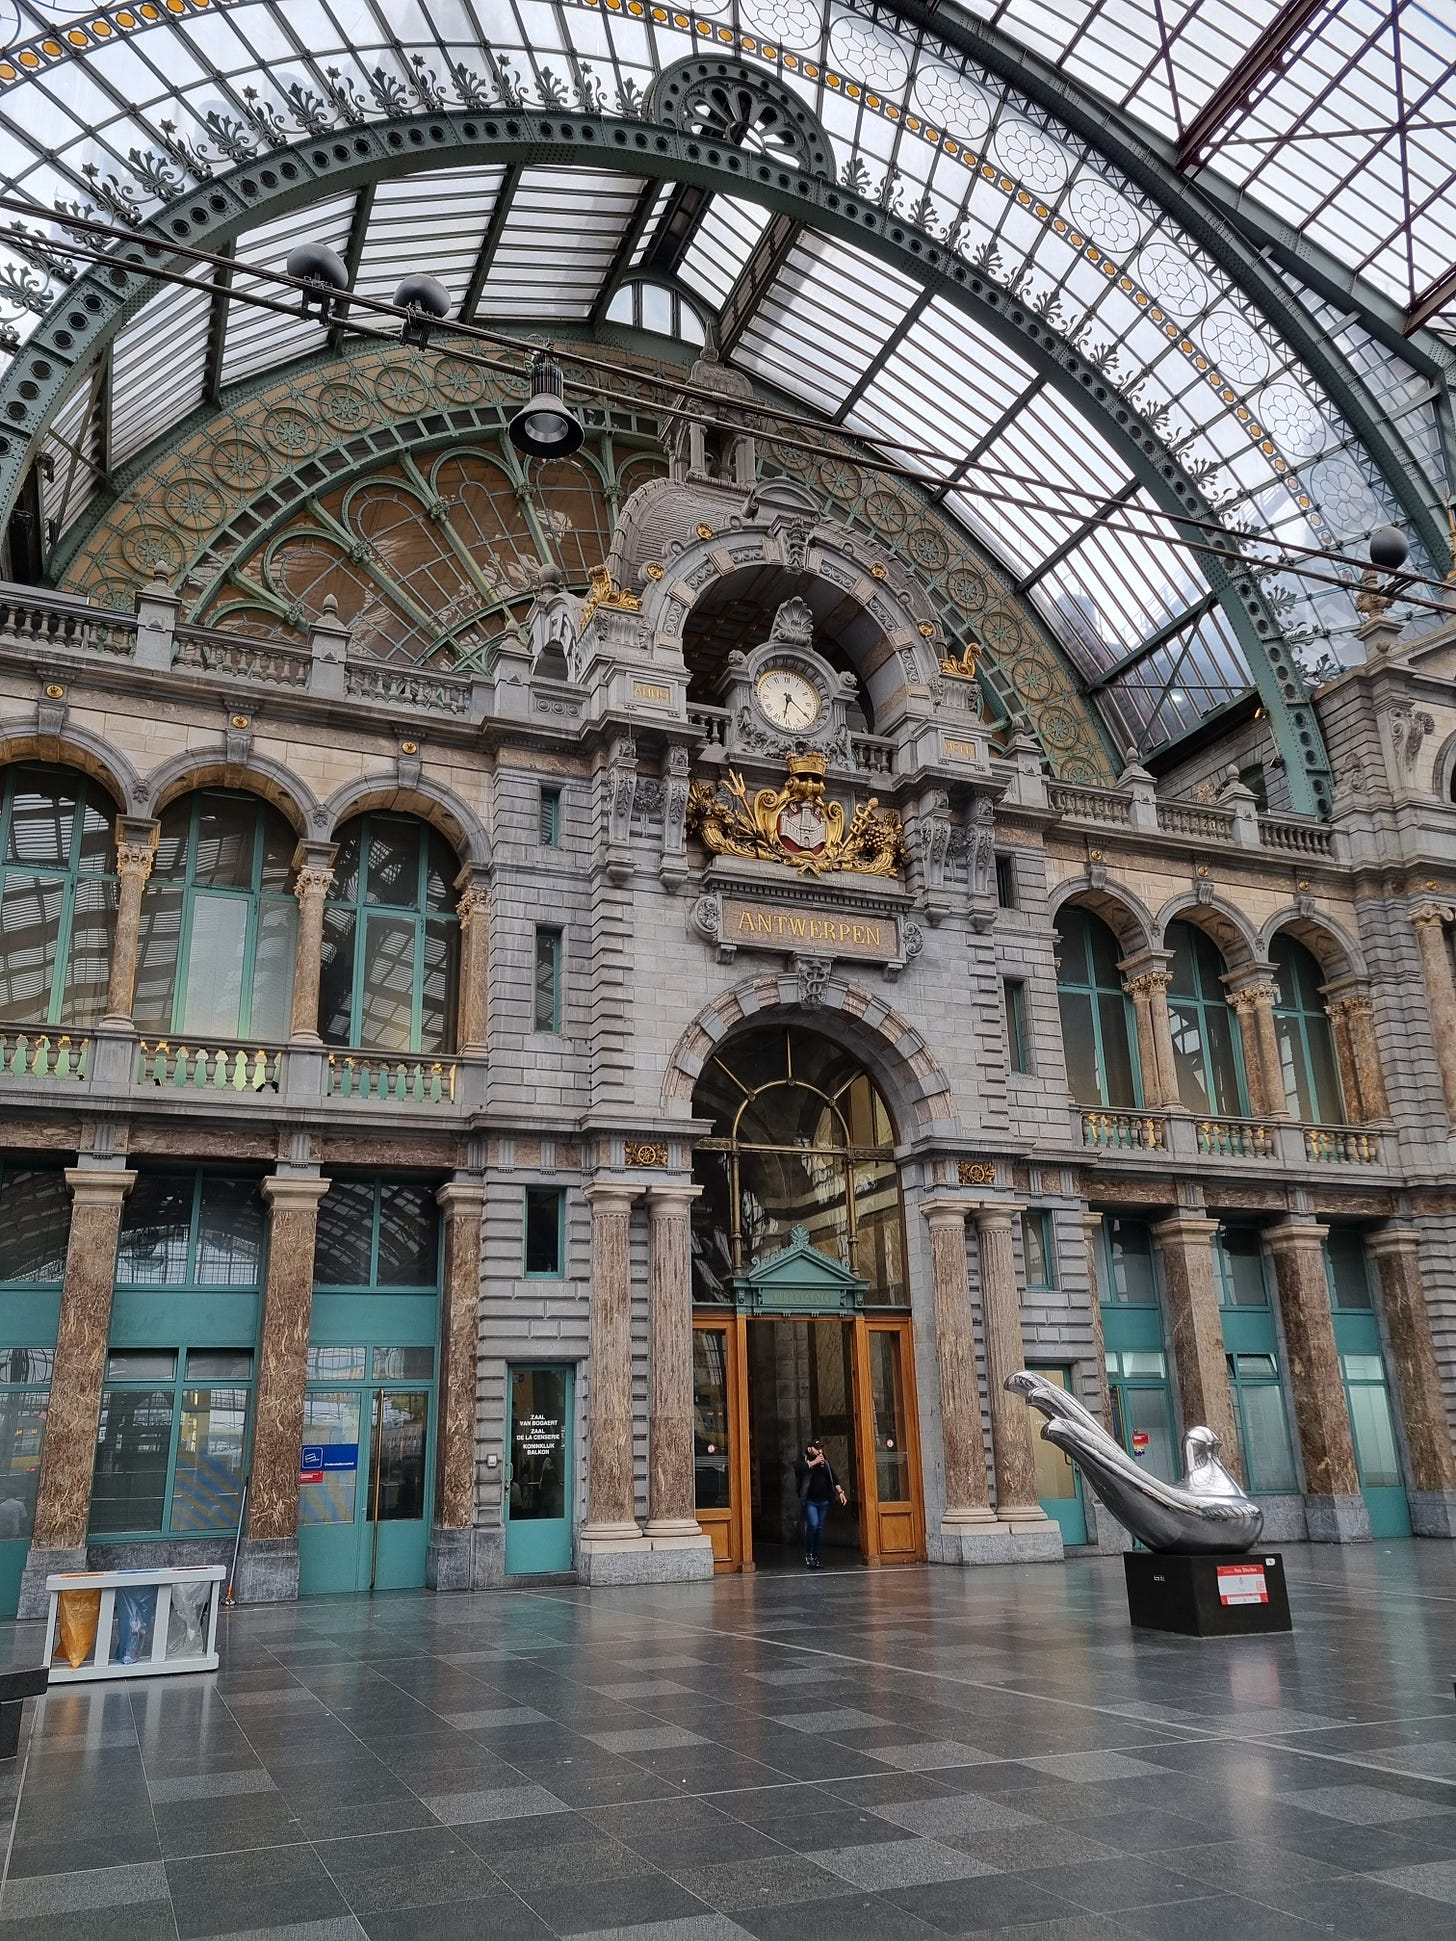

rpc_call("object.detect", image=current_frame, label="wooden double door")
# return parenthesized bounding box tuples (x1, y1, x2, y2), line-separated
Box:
(692, 1313, 924, 1571)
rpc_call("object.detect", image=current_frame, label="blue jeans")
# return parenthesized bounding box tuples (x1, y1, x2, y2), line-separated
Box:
(803, 1498, 828, 1560)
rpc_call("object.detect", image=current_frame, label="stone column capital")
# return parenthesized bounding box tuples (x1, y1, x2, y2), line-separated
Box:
(289, 837, 337, 875)
(262, 1174, 331, 1211)
(585, 1180, 640, 1212)
(1221, 960, 1278, 998)
(921, 1197, 972, 1229)
(646, 1183, 702, 1213)
(1262, 1217, 1328, 1255)
(1117, 947, 1173, 980)
(1363, 1224, 1421, 1257)
(1079, 1209, 1105, 1240)
(63, 1166, 136, 1207)
(436, 1180, 488, 1214)
(1225, 981, 1279, 1012)
(115, 814, 159, 861)
(970, 1201, 1027, 1233)
(456, 883, 490, 926)
(1411, 901, 1455, 928)
(1121, 967, 1173, 999)
(1150, 1212, 1221, 1242)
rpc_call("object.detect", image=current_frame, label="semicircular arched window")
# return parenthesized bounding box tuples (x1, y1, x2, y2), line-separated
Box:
(690, 1025, 904, 1307)
(1271, 934, 1344, 1124)
(0, 763, 117, 1031)
(133, 790, 298, 1042)
(1053, 906, 1139, 1108)
(1166, 921, 1247, 1117)
(319, 814, 460, 1055)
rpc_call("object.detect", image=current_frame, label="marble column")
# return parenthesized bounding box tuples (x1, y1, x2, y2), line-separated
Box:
(1151, 1213, 1241, 1480)
(1325, 990, 1390, 1124)
(1121, 961, 1178, 1108)
(100, 818, 159, 1029)
(455, 874, 490, 1055)
(922, 1201, 999, 1558)
(1226, 988, 1271, 1117)
(645, 1186, 713, 1576)
(579, 1182, 648, 1580)
(1080, 1211, 1115, 1434)
(428, 1179, 487, 1590)
(1366, 1228, 1456, 1535)
(1264, 1218, 1369, 1542)
(974, 1205, 1062, 1559)
(1225, 974, 1287, 1118)
(288, 843, 335, 1045)
(1411, 904, 1456, 1122)
(235, 1174, 331, 1603)
(18, 1166, 136, 1617)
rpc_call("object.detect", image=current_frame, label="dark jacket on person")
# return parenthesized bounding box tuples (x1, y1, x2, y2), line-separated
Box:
(795, 1452, 840, 1505)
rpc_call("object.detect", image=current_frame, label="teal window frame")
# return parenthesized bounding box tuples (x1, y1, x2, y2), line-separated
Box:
(1004, 979, 1029, 1073)
(1099, 1215, 1161, 1307)
(995, 853, 1017, 909)
(1022, 1209, 1055, 1291)
(1271, 934, 1345, 1124)
(1325, 1227, 1374, 1309)
(90, 1347, 254, 1540)
(524, 1187, 566, 1278)
(0, 761, 116, 1031)
(136, 787, 298, 1042)
(534, 926, 562, 1033)
(314, 1178, 441, 1294)
(114, 1170, 267, 1292)
(320, 812, 460, 1055)
(1165, 922, 1249, 1116)
(1054, 907, 1141, 1108)
(539, 787, 562, 847)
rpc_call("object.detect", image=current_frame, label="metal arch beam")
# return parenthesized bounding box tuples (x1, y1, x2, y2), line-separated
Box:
(1408, 261, 1456, 336)
(0, 112, 1332, 813)
(1174, 0, 1334, 171)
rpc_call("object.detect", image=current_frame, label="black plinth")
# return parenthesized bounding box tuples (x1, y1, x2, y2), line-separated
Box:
(1124, 1550, 1291, 1636)
(0, 1668, 47, 1760)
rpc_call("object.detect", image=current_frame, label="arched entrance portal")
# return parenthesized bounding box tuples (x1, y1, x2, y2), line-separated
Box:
(689, 1024, 924, 1572)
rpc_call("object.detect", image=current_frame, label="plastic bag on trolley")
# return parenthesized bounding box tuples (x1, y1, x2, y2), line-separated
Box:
(114, 1582, 157, 1665)
(167, 1579, 211, 1658)
(54, 1587, 102, 1669)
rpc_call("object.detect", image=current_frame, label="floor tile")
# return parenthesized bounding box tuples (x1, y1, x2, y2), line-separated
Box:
(314, 1826, 498, 1913)
(808, 1836, 996, 1888)
(420, 1784, 569, 1825)
(769, 1710, 884, 1736)
(667, 1856, 860, 1912)
(587, 1727, 708, 1754)
(883, 1872, 1087, 1933)
(1274, 1781, 1453, 1825)
(358, 1893, 551, 1940)
(874, 1793, 1042, 1839)
(1019, 1752, 1169, 1784)
(519, 1871, 712, 1935)
(1371, 1858, 1456, 1903)
(0, 1861, 169, 1918)
(166, 1844, 351, 1939)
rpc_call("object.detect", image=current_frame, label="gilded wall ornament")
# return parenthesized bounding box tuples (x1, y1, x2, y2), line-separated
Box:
(687, 751, 906, 879)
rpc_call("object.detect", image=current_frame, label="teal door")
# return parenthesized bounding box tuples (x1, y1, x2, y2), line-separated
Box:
(1029, 1366, 1087, 1545)
(505, 1365, 573, 1575)
(298, 1375, 433, 1594)
(1334, 1313, 1412, 1538)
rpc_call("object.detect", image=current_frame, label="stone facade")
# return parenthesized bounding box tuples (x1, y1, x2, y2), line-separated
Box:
(2, 460, 1456, 1599)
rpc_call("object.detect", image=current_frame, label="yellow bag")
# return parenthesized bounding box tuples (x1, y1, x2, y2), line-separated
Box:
(55, 1588, 102, 1669)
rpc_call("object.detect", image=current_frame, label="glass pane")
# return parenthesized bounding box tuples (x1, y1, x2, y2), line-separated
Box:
(63, 875, 115, 1026)
(318, 906, 358, 1045)
(1327, 1231, 1373, 1307)
(1342, 1355, 1386, 1382)
(376, 1182, 438, 1286)
(117, 1177, 193, 1285)
(179, 894, 249, 1037)
(106, 1352, 177, 1381)
(869, 1330, 910, 1503)
(1023, 1212, 1053, 1289)
(737, 1146, 850, 1269)
(6, 769, 75, 868)
(1347, 1379, 1402, 1489)
(691, 1151, 734, 1303)
(1304, 1015, 1344, 1125)
(1236, 1354, 1278, 1378)
(186, 1351, 253, 1380)
(1058, 990, 1102, 1104)
(299, 1390, 362, 1524)
(420, 914, 457, 1054)
(1122, 1387, 1176, 1485)
(1029, 1368, 1076, 1502)
(692, 1333, 730, 1511)
(314, 1179, 375, 1287)
(1202, 1004, 1244, 1115)
(510, 1367, 567, 1521)
(525, 1188, 562, 1275)
(423, 830, 455, 911)
(90, 1387, 174, 1534)
(372, 1391, 428, 1521)
(0, 1349, 53, 1383)
(1218, 1227, 1269, 1306)
(196, 1178, 265, 1286)
(307, 1345, 366, 1381)
(852, 1162, 905, 1306)
(330, 824, 361, 904)
(1240, 1381, 1298, 1493)
(372, 1347, 434, 1380)
(192, 797, 258, 890)
(1169, 998, 1214, 1114)
(0, 1388, 46, 1538)
(171, 1386, 248, 1531)
(133, 886, 185, 1033)
(251, 898, 298, 1042)
(359, 913, 418, 1052)
(363, 819, 423, 907)
(1122, 1352, 1167, 1377)
(0, 875, 62, 1023)
(1105, 1218, 1157, 1303)
(1097, 993, 1138, 1107)
(533, 929, 559, 1031)
(0, 1169, 70, 1282)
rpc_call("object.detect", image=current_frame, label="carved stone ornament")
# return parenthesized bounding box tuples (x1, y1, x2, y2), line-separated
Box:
(293, 864, 335, 907)
(1387, 704, 1435, 776)
(581, 564, 643, 628)
(625, 1140, 670, 1168)
(901, 919, 925, 962)
(957, 1160, 997, 1186)
(968, 796, 996, 899)
(794, 954, 833, 1009)
(687, 750, 906, 879)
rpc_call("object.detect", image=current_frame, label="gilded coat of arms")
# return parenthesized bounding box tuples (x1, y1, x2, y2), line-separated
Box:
(687, 751, 906, 878)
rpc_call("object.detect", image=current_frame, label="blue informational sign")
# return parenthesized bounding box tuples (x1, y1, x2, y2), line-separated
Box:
(300, 1443, 359, 1481)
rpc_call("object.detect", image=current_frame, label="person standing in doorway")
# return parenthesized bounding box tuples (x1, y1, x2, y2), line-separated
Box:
(795, 1438, 847, 1569)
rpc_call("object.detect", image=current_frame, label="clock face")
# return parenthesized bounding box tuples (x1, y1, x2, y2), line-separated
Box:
(756, 667, 821, 730)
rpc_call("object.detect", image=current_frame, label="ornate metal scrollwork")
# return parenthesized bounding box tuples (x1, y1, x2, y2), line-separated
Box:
(687, 751, 906, 879)
(647, 57, 832, 176)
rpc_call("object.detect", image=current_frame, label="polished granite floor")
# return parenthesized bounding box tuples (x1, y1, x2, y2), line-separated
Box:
(4, 1546, 1456, 1940)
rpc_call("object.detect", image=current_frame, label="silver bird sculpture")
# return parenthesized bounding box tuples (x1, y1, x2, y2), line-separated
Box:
(1005, 1369, 1263, 1555)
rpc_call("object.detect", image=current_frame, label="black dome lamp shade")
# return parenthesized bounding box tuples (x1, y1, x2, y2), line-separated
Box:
(285, 242, 350, 324)
(509, 349, 585, 459)
(1368, 525, 1409, 572)
(393, 273, 452, 348)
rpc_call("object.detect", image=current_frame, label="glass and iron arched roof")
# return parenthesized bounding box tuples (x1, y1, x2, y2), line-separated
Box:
(0, 0, 1451, 810)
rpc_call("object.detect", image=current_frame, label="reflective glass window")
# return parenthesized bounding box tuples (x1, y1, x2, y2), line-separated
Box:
(1271, 935, 1344, 1124)
(1326, 1229, 1374, 1309)
(0, 1167, 70, 1284)
(524, 1188, 564, 1277)
(0, 764, 116, 1031)
(1102, 1217, 1158, 1304)
(320, 814, 459, 1054)
(315, 1177, 439, 1290)
(534, 929, 562, 1033)
(1216, 1226, 1271, 1307)
(116, 1174, 265, 1289)
(1022, 1211, 1055, 1290)
(1054, 908, 1138, 1108)
(90, 1353, 252, 1538)
(1166, 923, 1246, 1116)
(1005, 980, 1029, 1074)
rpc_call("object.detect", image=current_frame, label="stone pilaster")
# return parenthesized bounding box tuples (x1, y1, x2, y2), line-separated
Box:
(1225, 972, 1287, 1118)
(100, 818, 159, 1030)
(1264, 1218, 1370, 1543)
(428, 1179, 487, 1590)
(644, 1185, 713, 1577)
(973, 1204, 1062, 1560)
(1325, 988, 1390, 1124)
(922, 1201, 1000, 1560)
(1121, 956, 1178, 1107)
(288, 843, 335, 1045)
(579, 1182, 648, 1580)
(1366, 1228, 1456, 1536)
(18, 1166, 136, 1617)
(235, 1174, 330, 1603)
(1150, 1213, 1241, 1481)
(455, 872, 490, 1055)
(1411, 904, 1456, 1122)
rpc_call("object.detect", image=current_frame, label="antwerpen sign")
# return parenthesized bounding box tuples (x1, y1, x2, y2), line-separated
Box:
(722, 898, 898, 959)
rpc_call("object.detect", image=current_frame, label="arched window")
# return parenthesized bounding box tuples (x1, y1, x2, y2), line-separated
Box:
(1166, 922, 1247, 1116)
(690, 1025, 904, 1307)
(1053, 907, 1139, 1107)
(1271, 934, 1344, 1123)
(133, 791, 298, 1041)
(319, 814, 460, 1054)
(0, 763, 116, 1028)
